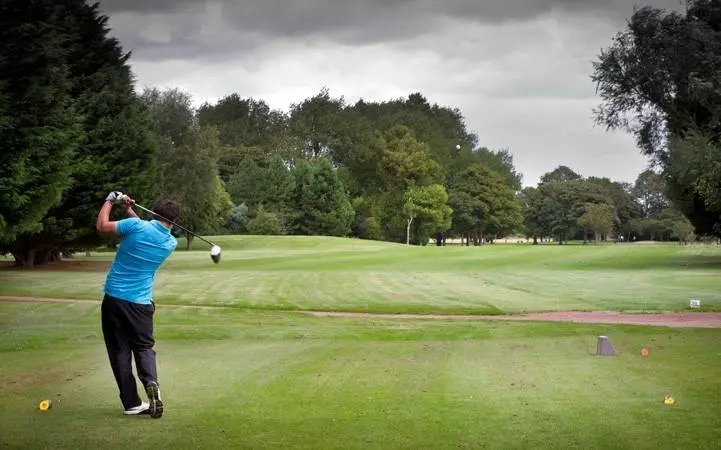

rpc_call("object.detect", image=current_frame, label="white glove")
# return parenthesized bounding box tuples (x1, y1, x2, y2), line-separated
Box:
(105, 191, 125, 204)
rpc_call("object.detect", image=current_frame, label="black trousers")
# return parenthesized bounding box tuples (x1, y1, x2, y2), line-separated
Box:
(101, 294, 158, 410)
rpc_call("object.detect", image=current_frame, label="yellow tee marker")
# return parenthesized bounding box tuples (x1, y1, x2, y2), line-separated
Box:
(664, 394, 675, 405)
(39, 400, 52, 411)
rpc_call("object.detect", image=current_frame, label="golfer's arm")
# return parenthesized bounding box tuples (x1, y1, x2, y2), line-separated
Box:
(96, 201, 117, 235)
(126, 207, 139, 219)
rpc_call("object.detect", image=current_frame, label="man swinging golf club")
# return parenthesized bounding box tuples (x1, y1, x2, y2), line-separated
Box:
(96, 191, 180, 418)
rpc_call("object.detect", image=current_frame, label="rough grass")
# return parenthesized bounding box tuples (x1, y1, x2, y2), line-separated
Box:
(1, 301, 720, 449)
(1, 237, 720, 314)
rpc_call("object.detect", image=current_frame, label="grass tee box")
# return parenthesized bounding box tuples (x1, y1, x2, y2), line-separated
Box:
(1, 237, 720, 314)
(1, 302, 720, 449)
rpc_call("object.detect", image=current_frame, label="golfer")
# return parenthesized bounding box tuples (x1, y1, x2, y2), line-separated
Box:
(96, 191, 180, 418)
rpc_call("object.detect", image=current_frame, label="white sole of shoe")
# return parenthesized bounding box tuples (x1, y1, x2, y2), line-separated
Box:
(124, 402, 150, 415)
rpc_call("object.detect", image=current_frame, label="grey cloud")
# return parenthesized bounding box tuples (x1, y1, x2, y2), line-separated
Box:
(96, 0, 199, 14)
(97, 0, 685, 62)
(97, 0, 683, 22)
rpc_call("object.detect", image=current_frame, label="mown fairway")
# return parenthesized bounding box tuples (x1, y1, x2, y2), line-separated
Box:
(1, 238, 721, 449)
(2, 236, 720, 313)
(1, 301, 721, 449)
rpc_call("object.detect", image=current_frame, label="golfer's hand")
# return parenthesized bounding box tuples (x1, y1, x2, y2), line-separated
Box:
(105, 191, 125, 205)
(120, 194, 136, 210)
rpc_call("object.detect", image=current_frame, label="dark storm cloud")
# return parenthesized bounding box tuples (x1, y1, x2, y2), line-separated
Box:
(97, 0, 684, 26)
(97, 0, 684, 61)
(96, 0, 198, 14)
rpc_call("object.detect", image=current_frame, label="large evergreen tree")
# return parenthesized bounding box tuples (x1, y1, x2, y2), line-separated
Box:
(2, 0, 160, 267)
(288, 158, 354, 236)
(0, 0, 84, 256)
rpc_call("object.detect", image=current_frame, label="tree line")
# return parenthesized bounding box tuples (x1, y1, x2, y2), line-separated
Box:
(521, 166, 695, 245)
(154, 87, 523, 247)
(1, 0, 719, 267)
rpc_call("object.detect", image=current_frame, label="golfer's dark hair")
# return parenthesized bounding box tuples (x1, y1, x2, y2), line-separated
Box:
(152, 200, 180, 223)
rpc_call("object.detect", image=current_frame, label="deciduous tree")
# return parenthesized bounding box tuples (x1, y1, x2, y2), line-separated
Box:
(592, 0, 721, 235)
(142, 88, 232, 249)
(402, 184, 452, 245)
(449, 164, 522, 245)
(577, 203, 615, 243)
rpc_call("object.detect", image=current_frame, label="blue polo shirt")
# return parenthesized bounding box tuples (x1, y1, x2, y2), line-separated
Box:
(103, 218, 178, 304)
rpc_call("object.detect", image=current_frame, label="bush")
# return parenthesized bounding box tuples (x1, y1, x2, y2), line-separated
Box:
(247, 206, 284, 235)
(358, 217, 383, 241)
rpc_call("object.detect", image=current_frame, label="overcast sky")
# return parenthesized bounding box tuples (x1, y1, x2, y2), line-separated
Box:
(96, 0, 683, 187)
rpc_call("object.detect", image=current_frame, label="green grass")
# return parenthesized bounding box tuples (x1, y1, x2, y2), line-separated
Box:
(1, 236, 720, 314)
(2, 238, 721, 448)
(1, 301, 720, 449)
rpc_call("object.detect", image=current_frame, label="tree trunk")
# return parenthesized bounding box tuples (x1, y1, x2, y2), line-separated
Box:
(34, 249, 50, 266)
(406, 218, 413, 245)
(12, 249, 36, 268)
(186, 233, 194, 250)
(533, 236, 538, 245)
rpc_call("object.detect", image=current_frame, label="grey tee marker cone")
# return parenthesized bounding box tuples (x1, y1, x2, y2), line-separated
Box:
(597, 336, 617, 356)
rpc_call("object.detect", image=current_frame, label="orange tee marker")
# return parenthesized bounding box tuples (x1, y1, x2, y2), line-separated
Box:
(641, 347, 649, 358)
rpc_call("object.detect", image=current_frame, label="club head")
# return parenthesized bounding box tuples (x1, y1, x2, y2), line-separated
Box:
(210, 245, 221, 264)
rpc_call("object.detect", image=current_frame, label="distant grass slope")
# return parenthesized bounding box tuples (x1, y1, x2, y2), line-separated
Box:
(175, 234, 399, 251)
(1, 301, 720, 450)
(1, 236, 720, 314)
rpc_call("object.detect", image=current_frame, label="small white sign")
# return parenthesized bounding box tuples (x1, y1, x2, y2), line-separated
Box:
(690, 299, 701, 308)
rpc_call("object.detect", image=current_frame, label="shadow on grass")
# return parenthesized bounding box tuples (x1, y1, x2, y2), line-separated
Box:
(630, 254, 721, 270)
(0, 260, 109, 272)
(558, 253, 721, 271)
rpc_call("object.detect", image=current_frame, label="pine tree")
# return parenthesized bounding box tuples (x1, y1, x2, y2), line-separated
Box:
(261, 155, 295, 216)
(289, 158, 354, 236)
(4, 0, 160, 266)
(0, 0, 84, 264)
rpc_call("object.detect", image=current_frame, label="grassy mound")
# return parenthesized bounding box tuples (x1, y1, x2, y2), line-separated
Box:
(1, 237, 719, 314)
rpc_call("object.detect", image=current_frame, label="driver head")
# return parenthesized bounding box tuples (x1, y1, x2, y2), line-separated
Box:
(210, 245, 221, 264)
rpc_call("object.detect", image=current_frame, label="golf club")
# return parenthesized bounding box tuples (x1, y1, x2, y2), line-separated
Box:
(125, 199, 222, 264)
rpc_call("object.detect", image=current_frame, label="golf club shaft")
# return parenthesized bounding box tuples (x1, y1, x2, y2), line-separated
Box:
(132, 203, 217, 248)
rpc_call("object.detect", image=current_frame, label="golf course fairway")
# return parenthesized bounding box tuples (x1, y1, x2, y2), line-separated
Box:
(1, 237, 720, 449)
